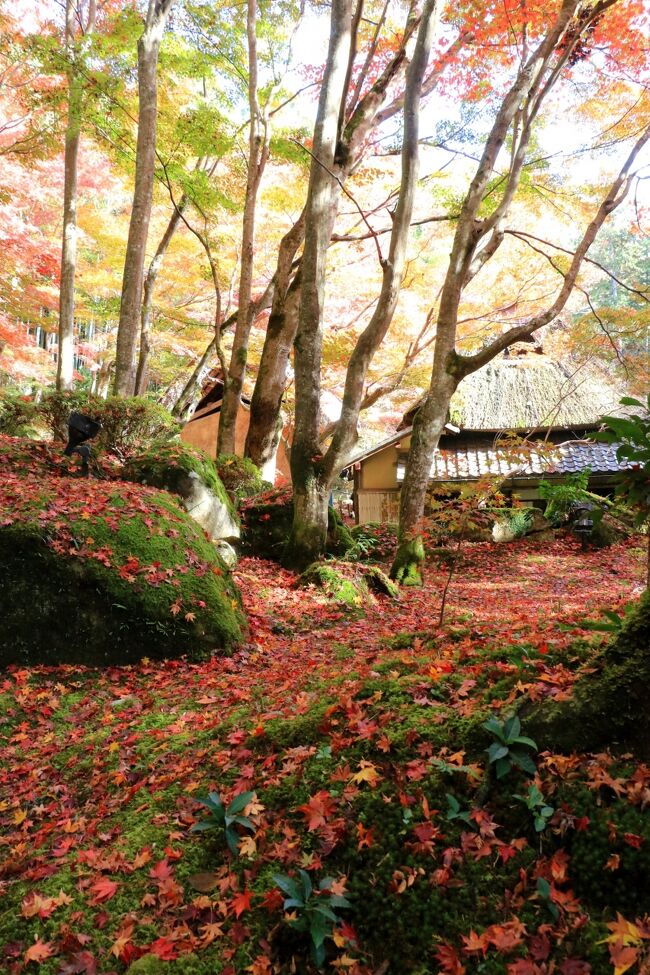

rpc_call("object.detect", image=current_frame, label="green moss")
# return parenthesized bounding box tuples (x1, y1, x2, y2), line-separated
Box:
(213, 454, 267, 503)
(298, 563, 367, 607)
(124, 441, 236, 521)
(390, 537, 426, 586)
(0, 488, 245, 666)
(525, 591, 650, 756)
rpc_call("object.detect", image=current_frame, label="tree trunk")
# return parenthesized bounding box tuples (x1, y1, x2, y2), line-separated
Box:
(134, 194, 188, 394)
(286, 0, 353, 570)
(524, 592, 650, 759)
(283, 474, 331, 571)
(57, 0, 95, 391)
(245, 216, 304, 469)
(113, 0, 174, 396)
(246, 5, 426, 473)
(218, 0, 268, 456)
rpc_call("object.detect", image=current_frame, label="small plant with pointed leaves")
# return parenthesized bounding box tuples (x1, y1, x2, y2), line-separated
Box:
(483, 715, 538, 779)
(514, 783, 554, 832)
(190, 790, 256, 854)
(273, 869, 350, 968)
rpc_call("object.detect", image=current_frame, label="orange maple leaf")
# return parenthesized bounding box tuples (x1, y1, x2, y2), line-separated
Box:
(298, 790, 337, 830)
(24, 940, 55, 964)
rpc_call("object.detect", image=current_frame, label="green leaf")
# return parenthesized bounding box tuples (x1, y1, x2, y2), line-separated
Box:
(511, 750, 537, 775)
(298, 869, 313, 901)
(503, 715, 521, 740)
(273, 874, 302, 900)
(482, 717, 506, 741)
(512, 735, 538, 750)
(495, 757, 511, 779)
(488, 742, 509, 763)
(226, 790, 255, 815)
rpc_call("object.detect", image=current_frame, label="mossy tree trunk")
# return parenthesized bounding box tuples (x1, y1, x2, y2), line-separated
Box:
(284, 473, 330, 571)
(524, 592, 650, 758)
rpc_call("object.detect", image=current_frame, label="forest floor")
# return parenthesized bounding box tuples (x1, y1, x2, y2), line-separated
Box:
(1, 535, 649, 975)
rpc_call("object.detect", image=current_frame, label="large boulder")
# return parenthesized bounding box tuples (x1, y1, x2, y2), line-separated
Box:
(123, 442, 240, 544)
(0, 436, 245, 666)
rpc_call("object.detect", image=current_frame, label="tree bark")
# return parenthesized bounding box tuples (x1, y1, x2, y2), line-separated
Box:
(57, 0, 96, 391)
(134, 194, 188, 394)
(287, 0, 440, 571)
(286, 0, 354, 569)
(245, 3, 429, 473)
(218, 0, 269, 456)
(245, 215, 304, 469)
(113, 0, 175, 397)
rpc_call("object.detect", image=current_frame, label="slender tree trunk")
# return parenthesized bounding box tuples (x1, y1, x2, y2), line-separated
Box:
(287, 0, 440, 571)
(246, 4, 426, 473)
(245, 214, 304, 468)
(389, 0, 639, 585)
(218, 0, 269, 456)
(113, 0, 175, 396)
(287, 0, 354, 569)
(134, 194, 188, 394)
(57, 0, 95, 391)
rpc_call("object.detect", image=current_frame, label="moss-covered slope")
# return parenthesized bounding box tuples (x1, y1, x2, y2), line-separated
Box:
(0, 436, 245, 665)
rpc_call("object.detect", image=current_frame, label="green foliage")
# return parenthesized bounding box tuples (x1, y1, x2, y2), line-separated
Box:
(483, 715, 538, 779)
(445, 793, 474, 827)
(272, 870, 350, 968)
(498, 507, 534, 538)
(214, 453, 267, 503)
(349, 522, 398, 561)
(514, 783, 554, 832)
(570, 603, 637, 633)
(38, 391, 180, 457)
(593, 394, 650, 524)
(190, 790, 256, 854)
(539, 470, 591, 526)
(0, 391, 39, 437)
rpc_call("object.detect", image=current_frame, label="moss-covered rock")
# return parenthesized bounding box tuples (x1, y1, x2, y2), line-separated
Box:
(298, 563, 367, 607)
(524, 590, 650, 757)
(214, 453, 269, 503)
(297, 560, 399, 606)
(0, 443, 245, 665)
(123, 441, 240, 543)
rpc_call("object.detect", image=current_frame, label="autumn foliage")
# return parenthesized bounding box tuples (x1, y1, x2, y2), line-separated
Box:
(1, 479, 648, 973)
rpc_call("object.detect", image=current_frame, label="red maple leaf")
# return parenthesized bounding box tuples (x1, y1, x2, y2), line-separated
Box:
(297, 790, 337, 831)
(88, 877, 119, 904)
(231, 889, 252, 918)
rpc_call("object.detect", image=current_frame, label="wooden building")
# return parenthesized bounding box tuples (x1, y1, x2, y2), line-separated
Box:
(349, 353, 630, 525)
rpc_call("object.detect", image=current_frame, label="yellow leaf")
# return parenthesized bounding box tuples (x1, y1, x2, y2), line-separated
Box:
(350, 761, 381, 787)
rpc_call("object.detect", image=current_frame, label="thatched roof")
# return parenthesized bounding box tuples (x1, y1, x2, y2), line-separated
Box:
(401, 354, 628, 432)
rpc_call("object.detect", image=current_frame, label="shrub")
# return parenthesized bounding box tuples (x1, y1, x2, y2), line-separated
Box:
(38, 391, 180, 458)
(0, 392, 39, 437)
(349, 522, 398, 561)
(539, 470, 591, 526)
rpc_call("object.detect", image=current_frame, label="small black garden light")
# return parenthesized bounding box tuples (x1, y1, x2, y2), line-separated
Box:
(63, 411, 101, 475)
(572, 501, 595, 549)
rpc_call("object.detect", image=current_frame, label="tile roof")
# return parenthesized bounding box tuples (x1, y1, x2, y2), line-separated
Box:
(395, 440, 628, 482)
